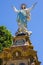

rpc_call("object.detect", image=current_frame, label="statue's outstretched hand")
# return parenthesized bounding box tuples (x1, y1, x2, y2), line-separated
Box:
(12, 5, 19, 12)
(33, 2, 37, 7)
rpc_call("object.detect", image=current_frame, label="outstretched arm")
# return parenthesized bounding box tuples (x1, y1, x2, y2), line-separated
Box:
(27, 2, 37, 11)
(12, 6, 19, 13)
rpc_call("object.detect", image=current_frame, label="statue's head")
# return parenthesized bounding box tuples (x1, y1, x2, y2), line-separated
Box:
(21, 4, 26, 9)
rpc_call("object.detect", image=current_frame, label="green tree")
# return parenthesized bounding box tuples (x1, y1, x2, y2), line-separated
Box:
(0, 26, 12, 52)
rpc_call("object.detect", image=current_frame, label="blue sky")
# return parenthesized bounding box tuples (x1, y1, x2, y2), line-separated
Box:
(0, 0, 43, 65)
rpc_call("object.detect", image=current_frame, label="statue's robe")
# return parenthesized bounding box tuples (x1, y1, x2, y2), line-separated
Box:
(17, 12, 27, 28)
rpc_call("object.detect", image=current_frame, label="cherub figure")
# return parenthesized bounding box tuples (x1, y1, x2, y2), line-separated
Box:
(13, 2, 37, 35)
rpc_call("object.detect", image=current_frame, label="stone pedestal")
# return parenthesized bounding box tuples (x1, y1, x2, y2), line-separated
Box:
(0, 33, 41, 65)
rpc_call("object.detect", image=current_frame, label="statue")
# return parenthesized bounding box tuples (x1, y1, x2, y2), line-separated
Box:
(13, 2, 37, 35)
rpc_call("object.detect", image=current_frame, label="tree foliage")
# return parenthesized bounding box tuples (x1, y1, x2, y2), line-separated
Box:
(0, 26, 12, 52)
